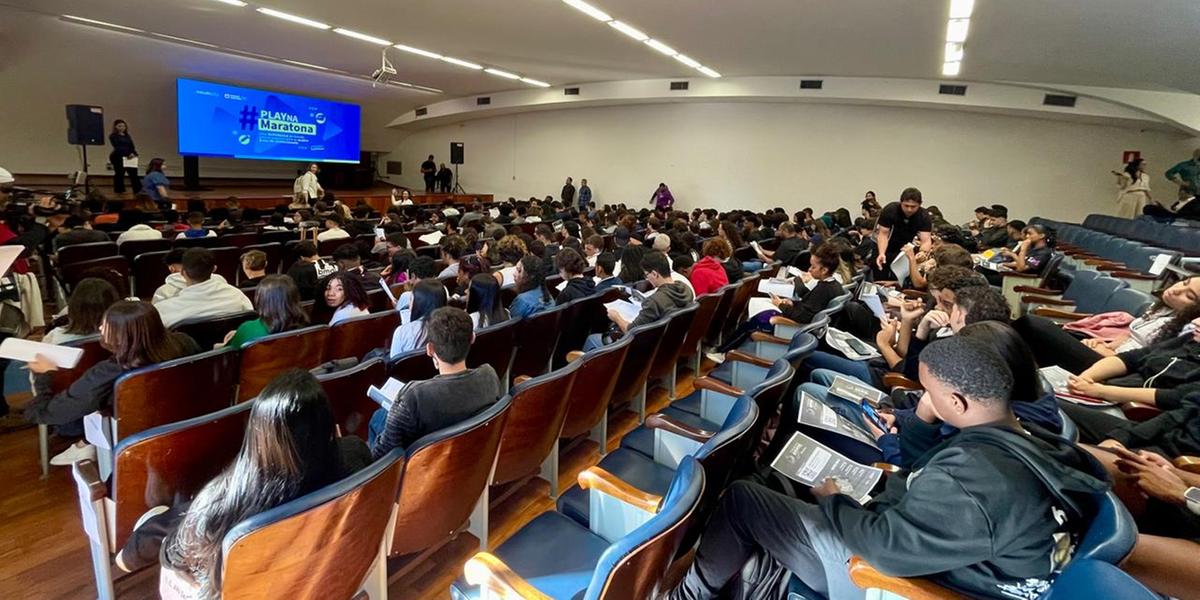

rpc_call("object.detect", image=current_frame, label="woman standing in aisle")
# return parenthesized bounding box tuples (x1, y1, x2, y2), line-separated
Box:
(1114, 157, 1152, 218)
(109, 120, 140, 195)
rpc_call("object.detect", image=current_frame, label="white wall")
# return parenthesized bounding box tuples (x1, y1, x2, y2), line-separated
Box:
(390, 102, 1192, 224)
(0, 8, 405, 180)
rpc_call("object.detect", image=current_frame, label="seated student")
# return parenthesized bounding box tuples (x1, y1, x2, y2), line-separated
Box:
(238, 249, 268, 288)
(116, 223, 164, 245)
(382, 248, 415, 288)
(753, 221, 806, 266)
(585, 251, 693, 350)
(285, 241, 338, 302)
(370, 307, 501, 456)
(1061, 315, 1200, 409)
(690, 238, 731, 296)
(155, 370, 371, 595)
(390, 279, 447, 357)
(42, 277, 120, 345)
(154, 249, 254, 328)
(315, 213, 350, 242)
(535, 224, 559, 259)
(52, 214, 109, 251)
(583, 234, 604, 268)
(152, 249, 189, 303)
(437, 235, 470, 279)
(492, 235, 527, 288)
(465, 273, 507, 329)
(906, 242, 972, 290)
(331, 244, 380, 292)
(322, 272, 370, 325)
(509, 256, 551, 319)
(174, 212, 216, 240)
(261, 212, 290, 232)
(980, 223, 1055, 286)
(1016, 276, 1200, 374)
(667, 336, 1109, 600)
(222, 276, 308, 350)
(593, 252, 622, 292)
(26, 301, 201, 465)
(554, 248, 595, 305)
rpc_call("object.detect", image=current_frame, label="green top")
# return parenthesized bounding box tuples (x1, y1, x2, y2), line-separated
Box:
(227, 318, 270, 349)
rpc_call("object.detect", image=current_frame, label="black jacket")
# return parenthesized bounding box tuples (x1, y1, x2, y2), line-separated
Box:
(721, 258, 744, 284)
(819, 423, 1109, 599)
(1104, 393, 1200, 457)
(780, 279, 841, 325)
(555, 276, 595, 305)
(1114, 334, 1200, 409)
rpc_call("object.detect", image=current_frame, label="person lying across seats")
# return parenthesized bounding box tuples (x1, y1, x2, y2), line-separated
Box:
(583, 250, 694, 351)
(370, 307, 501, 457)
(1061, 315, 1200, 409)
(1015, 276, 1200, 374)
(665, 336, 1110, 600)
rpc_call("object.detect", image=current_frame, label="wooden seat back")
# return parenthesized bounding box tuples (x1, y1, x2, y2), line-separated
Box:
(559, 335, 631, 440)
(58, 241, 117, 267)
(703, 282, 740, 347)
(647, 304, 697, 383)
(238, 326, 329, 402)
(113, 347, 241, 441)
(242, 242, 283, 275)
(172, 311, 257, 349)
(327, 311, 399, 361)
(387, 348, 438, 383)
(317, 358, 387, 441)
(258, 230, 298, 247)
(218, 232, 260, 249)
(117, 238, 169, 261)
(173, 235, 220, 249)
(509, 303, 566, 380)
(491, 363, 580, 486)
(112, 402, 252, 551)
(677, 290, 723, 366)
(61, 256, 131, 297)
(466, 318, 519, 384)
(609, 317, 668, 411)
(722, 274, 762, 340)
(389, 396, 512, 557)
(318, 237, 355, 257)
(220, 450, 405, 600)
(132, 250, 171, 299)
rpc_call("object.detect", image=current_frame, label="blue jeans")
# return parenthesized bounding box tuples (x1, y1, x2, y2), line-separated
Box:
(583, 332, 608, 352)
(741, 260, 765, 273)
(368, 408, 387, 447)
(803, 351, 874, 385)
(798, 368, 881, 431)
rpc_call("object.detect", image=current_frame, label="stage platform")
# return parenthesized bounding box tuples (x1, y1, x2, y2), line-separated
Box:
(10, 174, 493, 212)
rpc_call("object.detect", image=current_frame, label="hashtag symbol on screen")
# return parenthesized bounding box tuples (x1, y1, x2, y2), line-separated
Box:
(239, 106, 257, 130)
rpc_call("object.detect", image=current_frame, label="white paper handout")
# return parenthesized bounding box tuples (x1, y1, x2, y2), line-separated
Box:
(418, 230, 444, 245)
(827, 375, 887, 408)
(0, 338, 84, 369)
(797, 392, 880, 450)
(825, 327, 880, 361)
(786, 266, 805, 279)
(860, 293, 886, 320)
(1149, 253, 1173, 276)
(1038, 366, 1113, 406)
(747, 296, 778, 319)
(604, 299, 642, 324)
(379, 278, 399, 307)
(367, 377, 408, 412)
(889, 252, 910, 283)
(757, 278, 796, 299)
(122, 156, 138, 169)
(0, 246, 25, 277)
(770, 432, 883, 504)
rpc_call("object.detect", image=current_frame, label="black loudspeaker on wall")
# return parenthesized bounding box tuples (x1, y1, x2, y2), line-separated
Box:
(66, 105, 105, 145)
(450, 142, 464, 165)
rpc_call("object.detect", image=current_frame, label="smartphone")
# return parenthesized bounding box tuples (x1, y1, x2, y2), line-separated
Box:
(847, 338, 874, 355)
(860, 399, 889, 432)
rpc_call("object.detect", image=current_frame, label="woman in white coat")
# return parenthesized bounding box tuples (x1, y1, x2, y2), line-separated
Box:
(1114, 157, 1152, 218)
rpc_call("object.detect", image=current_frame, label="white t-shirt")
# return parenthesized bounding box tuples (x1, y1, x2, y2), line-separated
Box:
(116, 224, 163, 245)
(330, 304, 369, 325)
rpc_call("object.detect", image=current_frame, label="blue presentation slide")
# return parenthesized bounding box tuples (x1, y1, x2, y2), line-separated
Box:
(177, 78, 361, 163)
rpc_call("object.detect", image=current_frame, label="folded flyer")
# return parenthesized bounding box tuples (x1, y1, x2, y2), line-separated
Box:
(367, 377, 408, 412)
(827, 375, 887, 408)
(797, 391, 880, 450)
(770, 431, 883, 504)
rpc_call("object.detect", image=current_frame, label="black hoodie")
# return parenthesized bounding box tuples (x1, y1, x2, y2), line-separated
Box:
(1113, 334, 1200, 410)
(555, 275, 595, 305)
(818, 423, 1109, 600)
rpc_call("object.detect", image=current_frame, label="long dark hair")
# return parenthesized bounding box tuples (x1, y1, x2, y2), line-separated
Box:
(147, 157, 165, 173)
(718, 220, 743, 249)
(957, 321, 1040, 401)
(101, 301, 192, 369)
(1155, 301, 1200, 344)
(65, 278, 119, 335)
(467, 273, 506, 327)
(618, 244, 647, 283)
(1124, 158, 1144, 182)
(516, 255, 549, 301)
(110, 119, 129, 136)
(323, 272, 369, 310)
(163, 369, 342, 597)
(410, 279, 447, 323)
(254, 275, 308, 334)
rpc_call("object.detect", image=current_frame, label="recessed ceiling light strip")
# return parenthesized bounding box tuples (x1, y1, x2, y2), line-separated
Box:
(942, 0, 973, 77)
(560, 0, 720, 78)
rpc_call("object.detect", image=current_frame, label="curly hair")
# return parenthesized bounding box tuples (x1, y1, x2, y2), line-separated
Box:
(496, 235, 528, 265)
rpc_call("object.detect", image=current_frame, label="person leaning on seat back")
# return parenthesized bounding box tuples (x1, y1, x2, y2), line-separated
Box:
(665, 335, 1110, 600)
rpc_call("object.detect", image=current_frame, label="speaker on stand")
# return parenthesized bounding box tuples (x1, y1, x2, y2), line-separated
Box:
(66, 104, 105, 193)
(450, 142, 465, 194)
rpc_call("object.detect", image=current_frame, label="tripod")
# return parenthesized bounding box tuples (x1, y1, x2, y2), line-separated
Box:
(451, 164, 466, 194)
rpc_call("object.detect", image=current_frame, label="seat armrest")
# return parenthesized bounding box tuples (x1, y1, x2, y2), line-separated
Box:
(1085, 259, 1125, 269)
(1021, 295, 1074, 306)
(749, 331, 789, 346)
(565, 350, 585, 363)
(1012, 285, 1059, 295)
(578, 466, 662, 513)
(464, 552, 553, 600)
(1173, 456, 1200, 474)
(645, 413, 715, 443)
(847, 557, 967, 600)
(512, 375, 531, 386)
(768, 315, 800, 327)
(882, 373, 921, 391)
(726, 349, 773, 369)
(1000, 271, 1040, 280)
(73, 459, 107, 502)
(1107, 270, 1158, 281)
(1121, 402, 1163, 422)
(1031, 307, 1093, 321)
(872, 462, 903, 475)
(693, 376, 744, 397)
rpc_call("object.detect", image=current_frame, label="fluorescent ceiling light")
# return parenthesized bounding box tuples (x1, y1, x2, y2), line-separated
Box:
(394, 44, 443, 59)
(943, 42, 963, 62)
(284, 59, 328, 70)
(945, 18, 970, 43)
(672, 54, 701, 68)
(255, 7, 330, 30)
(942, 61, 961, 76)
(333, 28, 391, 45)
(644, 39, 677, 56)
(412, 84, 444, 93)
(562, 0, 611, 22)
(441, 56, 483, 69)
(521, 77, 551, 88)
(61, 15, 145, 32)
(485, 68, 521, 80)
(153, 32, 217, 47)
(949, 0, 975, 19)
(210, 0, 248, 7)
(697, 66, 721, 78)
(609, 20, 649, 42)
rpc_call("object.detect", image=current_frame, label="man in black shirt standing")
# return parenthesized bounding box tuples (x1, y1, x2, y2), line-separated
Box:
(421, 155, 437, 193)
(561, 177, 576, 206)
(874, 187, 933, 280)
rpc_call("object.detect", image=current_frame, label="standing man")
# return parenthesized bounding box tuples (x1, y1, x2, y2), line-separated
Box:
(577, 178, 592, 211)
(421, 154, 437, 193)
(561, 177, 576, 206)
(437, 163, 453, 193)
(293, 163, 323, 204)
(651, 182, 675, 211)
(874, 187, 933, 280)
(1165, 148, 1200, 196)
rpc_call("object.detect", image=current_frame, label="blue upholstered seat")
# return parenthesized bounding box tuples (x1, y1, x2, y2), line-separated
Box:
(557, 448, 678, 525)
(673, 333, 817, 417)
(1041, 559, 1161, 600)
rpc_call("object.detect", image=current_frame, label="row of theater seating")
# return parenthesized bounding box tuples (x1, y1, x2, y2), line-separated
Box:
(1015, 270, 1156, 322)
(1029, 216, 1188, 293)
(1080, 214, 1200, 255)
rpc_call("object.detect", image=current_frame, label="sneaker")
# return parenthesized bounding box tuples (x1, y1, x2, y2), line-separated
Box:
(49, 442, 96, 466)
(704, 352, 726, 365)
